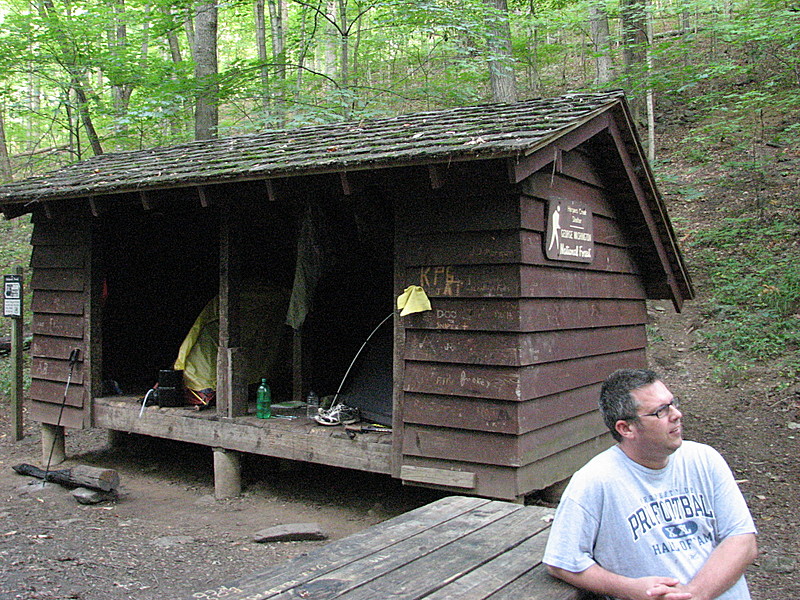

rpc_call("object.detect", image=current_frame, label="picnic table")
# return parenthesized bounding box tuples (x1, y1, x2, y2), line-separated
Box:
(189, 495, 588, 600)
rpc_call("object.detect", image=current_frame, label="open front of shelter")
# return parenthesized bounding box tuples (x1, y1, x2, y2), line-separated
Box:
(0, 91, 693, 502)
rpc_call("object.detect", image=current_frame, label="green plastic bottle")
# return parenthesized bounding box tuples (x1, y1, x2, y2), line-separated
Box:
(256, 378, 271, 419)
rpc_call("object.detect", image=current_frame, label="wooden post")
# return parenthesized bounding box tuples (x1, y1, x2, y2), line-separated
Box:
(10, 266, 24, 440)
(213, 447, 241, 499)
(41, 423, 66, 467)
(292, 329, 303, 405)
(218, 203, 248, 418)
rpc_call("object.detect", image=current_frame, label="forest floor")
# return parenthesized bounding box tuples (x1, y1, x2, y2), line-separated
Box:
(0, 122, 798, 600)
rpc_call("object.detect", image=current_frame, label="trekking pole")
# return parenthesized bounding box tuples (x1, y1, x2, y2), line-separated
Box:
(331, 312, 392, 409)
(43, 348, 80, 482)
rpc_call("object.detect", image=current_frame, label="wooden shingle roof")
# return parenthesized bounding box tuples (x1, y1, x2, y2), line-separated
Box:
(0, 91, 625, 206)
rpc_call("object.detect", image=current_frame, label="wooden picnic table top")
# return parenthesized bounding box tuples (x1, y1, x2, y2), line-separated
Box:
(189, 495, 586, 600)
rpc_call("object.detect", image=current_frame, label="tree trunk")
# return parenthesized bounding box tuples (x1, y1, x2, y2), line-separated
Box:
(620, 0, 648, 123)
(193, 0, 219, 140)
(485, 0, 517, 103)
(255, 0, 270, 115)
(0, 106, 13, 182)
(159, 6, 188, 138)
(267, 0, 286, 81)
(646, 9, 655, 163)
(323, 1, 337, 87)
(337, 0, 349, 90)
(13, 463, 120, 492)
(110, 0, 128, 117)
(267, 0, 287, 123)
(74, 82, 104, 156)
(589, 1, 613, 86)
(295, 6, 311, 102)
(162, 7, 183, 63)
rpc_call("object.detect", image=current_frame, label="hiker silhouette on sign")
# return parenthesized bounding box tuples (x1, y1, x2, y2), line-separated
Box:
(548, 204, 561, 253)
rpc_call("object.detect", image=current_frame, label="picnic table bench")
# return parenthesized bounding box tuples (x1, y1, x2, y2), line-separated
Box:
(189, 495, 591, 600)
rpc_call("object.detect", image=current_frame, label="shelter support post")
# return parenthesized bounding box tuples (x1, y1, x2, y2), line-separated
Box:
(213, 447, 242, 499)
(218, 202, 248, 417)
(41, 423, 66, 467)
(292, 330, 303, 404)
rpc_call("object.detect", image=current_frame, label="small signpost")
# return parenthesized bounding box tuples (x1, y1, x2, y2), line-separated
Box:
(4, 267, 24, 440)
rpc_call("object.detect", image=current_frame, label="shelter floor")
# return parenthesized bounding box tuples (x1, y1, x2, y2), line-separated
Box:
(92, 396, 393, 475)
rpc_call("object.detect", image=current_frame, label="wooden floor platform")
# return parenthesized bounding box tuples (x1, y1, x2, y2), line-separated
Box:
(188, 495, 586, 600)
(92, 396, 393, 475)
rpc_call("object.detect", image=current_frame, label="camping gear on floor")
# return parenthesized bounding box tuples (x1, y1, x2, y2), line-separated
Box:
(155, 369, 184, 406)
(173, 284, 291, 407)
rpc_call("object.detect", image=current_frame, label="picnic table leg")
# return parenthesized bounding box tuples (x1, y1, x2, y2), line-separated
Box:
(213, 447, 242, 499)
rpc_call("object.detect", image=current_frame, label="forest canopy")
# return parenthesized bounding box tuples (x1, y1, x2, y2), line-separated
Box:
(0, 0, 797, 179)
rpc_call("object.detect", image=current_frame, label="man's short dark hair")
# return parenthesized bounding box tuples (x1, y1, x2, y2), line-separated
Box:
(599, 369, 660, 442)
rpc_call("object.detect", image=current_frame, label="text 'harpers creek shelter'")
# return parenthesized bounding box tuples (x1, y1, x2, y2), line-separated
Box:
(0, 91, 693, 502)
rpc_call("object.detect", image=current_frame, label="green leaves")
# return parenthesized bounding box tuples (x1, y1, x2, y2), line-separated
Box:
(692, 215, 800, 382)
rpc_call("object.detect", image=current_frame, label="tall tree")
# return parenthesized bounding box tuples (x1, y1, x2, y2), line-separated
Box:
(267, 0, 286, 82)
(588, 0, 613, 86)
(485, 0, 517, 102)
(620, 0, 648, 123)
(193, 0, 219, 139)
(38, 0, 104, 156)
(0, 104, 12, 182)
(255, 0, 270, 115)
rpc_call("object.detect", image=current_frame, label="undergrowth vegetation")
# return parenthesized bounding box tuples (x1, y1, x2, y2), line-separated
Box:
(690, 214, 800, 385)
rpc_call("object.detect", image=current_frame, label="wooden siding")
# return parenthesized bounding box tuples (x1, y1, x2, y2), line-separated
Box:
(397, 150, 648, 499)
(28, 215, 90, 429)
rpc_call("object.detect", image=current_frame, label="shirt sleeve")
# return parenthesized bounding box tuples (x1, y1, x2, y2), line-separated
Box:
(543, 494, 601, 574)
(706, 446, 757, 540)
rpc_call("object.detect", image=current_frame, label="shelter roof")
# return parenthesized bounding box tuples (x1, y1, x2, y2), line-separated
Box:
(0, 91, 623, 205)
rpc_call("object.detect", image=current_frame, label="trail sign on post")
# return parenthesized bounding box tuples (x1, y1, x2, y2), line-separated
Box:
(5, 269, 24, 440)
(4, 273, 22, 318)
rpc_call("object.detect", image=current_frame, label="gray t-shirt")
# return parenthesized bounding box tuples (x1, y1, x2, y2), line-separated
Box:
(543, 441, 756, 600)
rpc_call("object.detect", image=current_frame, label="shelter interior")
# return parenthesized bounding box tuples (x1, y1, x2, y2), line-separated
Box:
(97, 175, 395, 419)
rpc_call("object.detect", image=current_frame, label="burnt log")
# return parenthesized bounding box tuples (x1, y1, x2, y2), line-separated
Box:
(12, 463, 120, 492)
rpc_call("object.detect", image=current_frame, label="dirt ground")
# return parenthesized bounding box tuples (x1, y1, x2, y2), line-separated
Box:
(0, 412, 451, 600)
(1, 298, 797, 600)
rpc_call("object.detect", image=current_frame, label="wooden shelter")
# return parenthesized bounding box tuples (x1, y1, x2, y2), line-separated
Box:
(0, 91, 693, 501)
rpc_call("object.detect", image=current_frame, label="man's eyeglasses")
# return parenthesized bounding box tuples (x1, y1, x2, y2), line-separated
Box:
(639, 397, 681, 419)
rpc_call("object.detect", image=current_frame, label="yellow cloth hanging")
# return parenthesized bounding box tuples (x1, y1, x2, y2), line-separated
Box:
(396, 285, 431, 316)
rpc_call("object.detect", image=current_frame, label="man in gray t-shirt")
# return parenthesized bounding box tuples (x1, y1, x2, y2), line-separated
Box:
(543, 369, 757, 600)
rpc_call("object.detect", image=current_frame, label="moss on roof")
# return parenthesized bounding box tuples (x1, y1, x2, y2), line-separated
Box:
(0, 92, 624, 205)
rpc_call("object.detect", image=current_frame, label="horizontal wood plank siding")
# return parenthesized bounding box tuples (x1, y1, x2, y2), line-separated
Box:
(398, 147, 650, 498)
(405, 264, 645, 299)
(396, 161, 520, 235)
(28, 217, 89, 428)
(403, 383, 602, 435)
(406, 229, 638, 273)
(403, 410, 605, 467)
(405, 325, 647, 366)
(404, 297, 647, 332)
(404, 349, 646, 401)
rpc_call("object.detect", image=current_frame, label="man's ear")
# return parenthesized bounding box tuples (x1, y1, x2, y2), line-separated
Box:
(615, 419, 636, 440)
